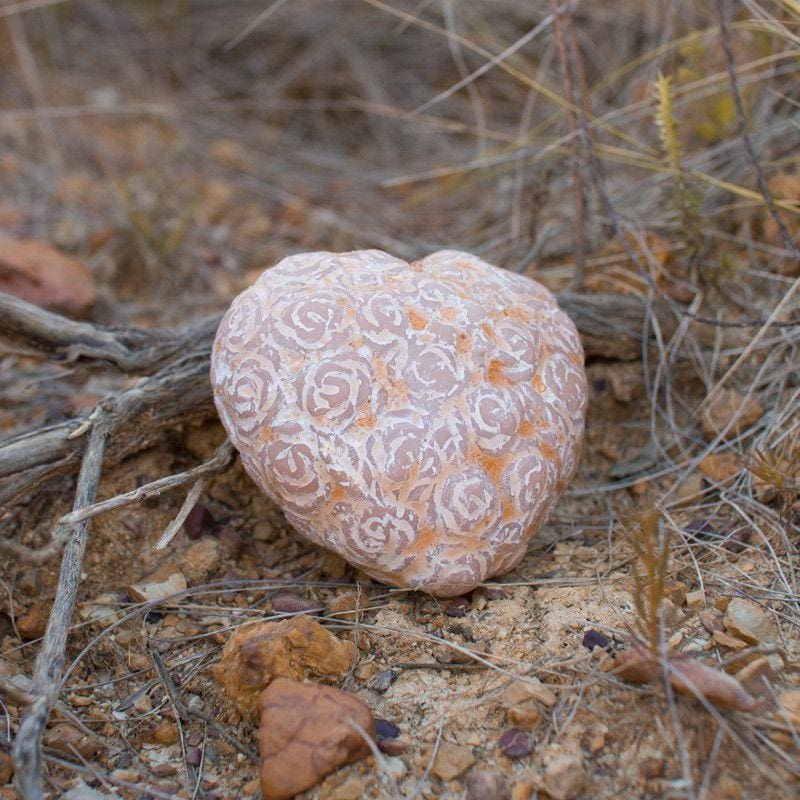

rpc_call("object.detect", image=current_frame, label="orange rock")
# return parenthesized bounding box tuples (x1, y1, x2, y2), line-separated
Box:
(701, 389, 763, 439)
(776, 689, 800, 726)
(176, 537, 221, 584)
(151, 721, 180, 745)
(43, 722, 101, 757)
(0, 237, 95, 316)
(258, 678, 374, 800)
(699, 453, 741, 483)
(17, 599, 52, 640)
(213, 615, 357, 717)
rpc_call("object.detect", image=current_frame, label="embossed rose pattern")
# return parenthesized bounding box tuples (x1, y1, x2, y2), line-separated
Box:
(211, 249, 587, 596)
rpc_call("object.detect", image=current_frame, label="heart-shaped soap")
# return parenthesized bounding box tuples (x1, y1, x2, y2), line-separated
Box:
(211, 250, 586, 596)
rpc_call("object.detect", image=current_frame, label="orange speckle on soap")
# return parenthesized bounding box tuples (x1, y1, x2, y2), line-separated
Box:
(329, 485, 345, 504)
(455, 332, 471, 353)
(409, 260, 424, 272)
(503, 304, 532, 323)
(487, 359, 511, 387)
(408, 527, 437, 553)
(481, 322, 498, 343)
(259, 426, 273, 444)
(470, 445, 506, 486)
(540, 441, 556, 461)
(356, 411, 377, 429)
(441, 307, 456, 321)
(532, 372, 546, 393)
(517, 419, 534, 437)
(408, 308, 427, 330)
(501, 499, 517, 522)
(373, 356, 388, 383)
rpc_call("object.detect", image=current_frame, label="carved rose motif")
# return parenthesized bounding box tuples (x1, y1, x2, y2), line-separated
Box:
(211, 249, 587, 596)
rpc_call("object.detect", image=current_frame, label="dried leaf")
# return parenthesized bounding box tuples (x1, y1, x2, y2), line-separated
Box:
(0, 237, 95, 316)
(669, 657, 758, 711)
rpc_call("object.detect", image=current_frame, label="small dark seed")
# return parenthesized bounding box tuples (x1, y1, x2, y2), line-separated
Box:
(582, 629, 610, 651)
(593, 377, 607, 392)
(497, 728, 532, 758)
(483, 587, 509, 600)
(184, 504, 214, 540)
(375, 718, 401, 740)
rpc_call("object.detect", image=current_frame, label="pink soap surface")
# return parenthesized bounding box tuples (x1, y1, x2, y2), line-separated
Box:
(211, 250, 587, 596)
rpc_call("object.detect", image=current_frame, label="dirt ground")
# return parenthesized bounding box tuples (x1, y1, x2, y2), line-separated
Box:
(1, 2, 799, 799)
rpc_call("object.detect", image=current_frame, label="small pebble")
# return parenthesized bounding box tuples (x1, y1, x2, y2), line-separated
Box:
(368, 668, 398, 693)
(374, 719, 401, 741)
(270, 592, 323, 615)
(445, 597, 470, 617)
(185, 746, 202, 767)
(724, 597, 777, 644)
(466, 769, 507, 800)
(497, 728, 533, 758)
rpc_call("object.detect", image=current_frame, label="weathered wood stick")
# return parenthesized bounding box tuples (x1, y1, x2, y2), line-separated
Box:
(0, 292, 221, 372)
(0, 350, 214, 505)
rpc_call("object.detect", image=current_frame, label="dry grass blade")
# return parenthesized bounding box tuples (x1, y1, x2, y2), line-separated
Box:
(623, 508, 671, 654)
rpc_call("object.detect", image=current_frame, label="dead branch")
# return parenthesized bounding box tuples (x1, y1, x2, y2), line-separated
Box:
(0, 292, 221, 373)
(13, 419, 108, 800)
(58, 440, 234, 528)
(0, 347, 216, 495)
